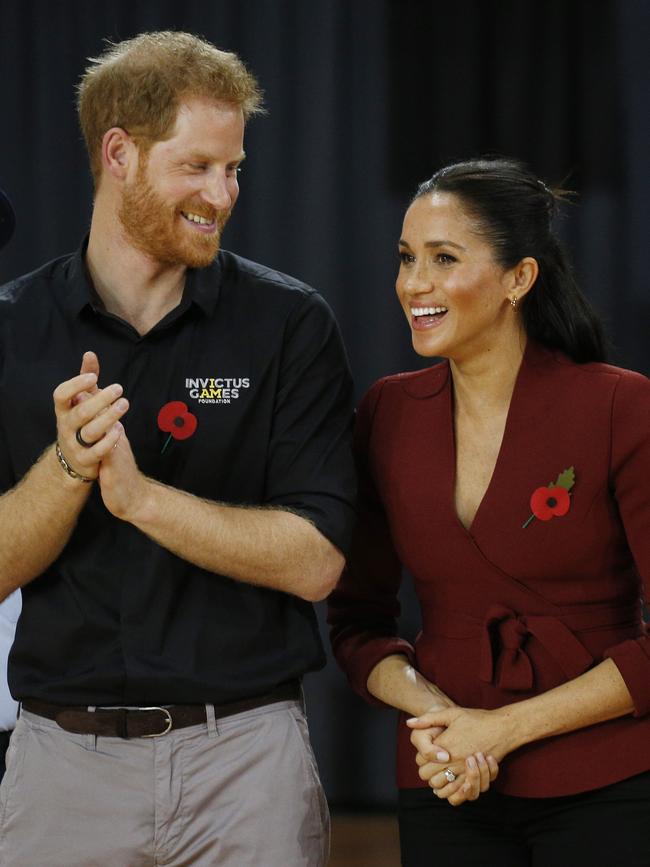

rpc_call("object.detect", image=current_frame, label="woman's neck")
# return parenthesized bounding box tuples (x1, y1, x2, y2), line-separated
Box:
(450, 332, 528, 420)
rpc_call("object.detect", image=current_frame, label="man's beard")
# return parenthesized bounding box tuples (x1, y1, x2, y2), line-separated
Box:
(118, 164, 231, 269)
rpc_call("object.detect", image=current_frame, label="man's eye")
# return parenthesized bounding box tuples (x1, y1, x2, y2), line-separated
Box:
(227, 166, 242, 177)
(188, 163, 207, 172)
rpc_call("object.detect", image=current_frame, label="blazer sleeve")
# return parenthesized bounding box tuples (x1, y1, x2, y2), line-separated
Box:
(604, 369, 650, 716)
(327, 379, 416, 707)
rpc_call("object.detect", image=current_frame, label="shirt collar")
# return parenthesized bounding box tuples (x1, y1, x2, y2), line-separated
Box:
(62, 238, 101, 317)
(62, 237, 223, 320)
(184, 256, 222, 317)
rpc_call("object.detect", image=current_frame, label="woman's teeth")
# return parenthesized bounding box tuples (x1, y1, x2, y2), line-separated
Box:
(412, 306, 448, 316)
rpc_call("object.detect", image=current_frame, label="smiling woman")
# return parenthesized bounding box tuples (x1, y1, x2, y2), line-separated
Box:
(395, 191, 537, 364)
(329, 158, 650, 866)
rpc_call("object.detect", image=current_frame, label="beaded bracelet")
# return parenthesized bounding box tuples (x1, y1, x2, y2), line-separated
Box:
(55, 443, 94, 484)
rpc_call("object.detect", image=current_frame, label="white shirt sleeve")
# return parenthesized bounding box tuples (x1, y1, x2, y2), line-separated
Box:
(0, 590, 20, 731)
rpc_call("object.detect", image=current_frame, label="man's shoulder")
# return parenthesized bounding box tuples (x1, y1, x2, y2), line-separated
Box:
(219, 250, 317, 301)
(0, 252, 74, 308)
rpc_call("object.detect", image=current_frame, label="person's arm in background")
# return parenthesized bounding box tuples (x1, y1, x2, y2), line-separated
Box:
(0, 589, 21, 780)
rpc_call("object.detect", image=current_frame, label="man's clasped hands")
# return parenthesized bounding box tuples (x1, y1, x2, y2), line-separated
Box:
(54, 350, 148, 521)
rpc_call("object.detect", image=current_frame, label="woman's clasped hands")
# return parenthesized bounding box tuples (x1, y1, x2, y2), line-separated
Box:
(407, 705, 521, 806)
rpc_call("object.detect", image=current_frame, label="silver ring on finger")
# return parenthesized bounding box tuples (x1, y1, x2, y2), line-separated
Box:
(443, 768, 456, 783)
(76, 427, 96, 448)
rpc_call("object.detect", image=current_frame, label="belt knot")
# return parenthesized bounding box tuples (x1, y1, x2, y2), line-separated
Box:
(479, 604, 593, 691)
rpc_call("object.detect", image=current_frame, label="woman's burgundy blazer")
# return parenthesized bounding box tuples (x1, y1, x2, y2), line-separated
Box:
(329, 341, 650, 797)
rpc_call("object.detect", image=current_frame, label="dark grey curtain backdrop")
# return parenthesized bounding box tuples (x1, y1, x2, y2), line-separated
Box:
(0, 0, 648, 806)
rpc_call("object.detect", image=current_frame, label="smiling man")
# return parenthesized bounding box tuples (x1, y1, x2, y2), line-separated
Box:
(0, 32, 354, 867)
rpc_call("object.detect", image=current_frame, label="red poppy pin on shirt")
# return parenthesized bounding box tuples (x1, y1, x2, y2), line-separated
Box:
(157, 401, 198, 454)
(523, 467, 575, 529)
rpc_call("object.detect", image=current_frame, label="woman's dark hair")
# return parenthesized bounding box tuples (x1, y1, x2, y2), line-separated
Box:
(413, 158, 607, 363)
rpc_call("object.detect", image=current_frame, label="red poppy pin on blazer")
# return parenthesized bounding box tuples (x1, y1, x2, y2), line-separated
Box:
(523, 467, 575, 529)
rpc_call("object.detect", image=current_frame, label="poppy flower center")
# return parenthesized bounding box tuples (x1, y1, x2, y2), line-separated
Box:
(174, 417, 185, 428)
(547, 497, 557, 508)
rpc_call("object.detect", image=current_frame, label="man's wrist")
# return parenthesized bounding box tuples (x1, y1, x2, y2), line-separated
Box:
(124, 476, 158, 527)
(54, 442, 96, 484)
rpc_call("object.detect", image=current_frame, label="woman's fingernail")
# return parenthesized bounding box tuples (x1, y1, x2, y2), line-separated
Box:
(467, 756, 477, 770)
(436, 751, 449, 762)
(463, 782, 471, 792)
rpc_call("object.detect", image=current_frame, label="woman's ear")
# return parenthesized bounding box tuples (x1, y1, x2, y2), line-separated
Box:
(507, 257, 539, 307)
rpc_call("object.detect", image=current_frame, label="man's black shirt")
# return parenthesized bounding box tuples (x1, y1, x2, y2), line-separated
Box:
(0, 245, 356, 705)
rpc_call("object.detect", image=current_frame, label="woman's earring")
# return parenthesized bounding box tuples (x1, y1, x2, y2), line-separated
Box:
(510, 296, 518, 310)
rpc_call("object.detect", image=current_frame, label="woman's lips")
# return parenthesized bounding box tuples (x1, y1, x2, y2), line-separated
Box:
(410, 306, 448, 330)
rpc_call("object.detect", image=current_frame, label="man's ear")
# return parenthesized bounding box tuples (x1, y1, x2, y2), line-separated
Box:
(101, 127, 137, 181)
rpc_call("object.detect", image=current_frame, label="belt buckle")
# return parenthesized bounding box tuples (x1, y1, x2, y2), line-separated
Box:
(139, 706, 173, 738)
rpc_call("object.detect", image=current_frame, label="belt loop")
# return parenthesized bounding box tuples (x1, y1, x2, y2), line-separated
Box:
(205, 703, 219, 739)
(86, 706, 97, 752)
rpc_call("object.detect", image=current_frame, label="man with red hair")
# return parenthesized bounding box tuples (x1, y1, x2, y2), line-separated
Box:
(0, 33, 354, 866)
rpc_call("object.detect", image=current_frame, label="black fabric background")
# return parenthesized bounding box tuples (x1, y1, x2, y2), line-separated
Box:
(0, 0, 647, 806)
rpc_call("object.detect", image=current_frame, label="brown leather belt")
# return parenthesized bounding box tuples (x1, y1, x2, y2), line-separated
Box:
(22, 681, 301, 739)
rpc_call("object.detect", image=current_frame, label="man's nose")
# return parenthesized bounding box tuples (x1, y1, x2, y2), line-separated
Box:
(202, 170, 235, 210)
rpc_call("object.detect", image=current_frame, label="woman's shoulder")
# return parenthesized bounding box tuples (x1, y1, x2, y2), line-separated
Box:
(560, 356, 647, 383)
(563, 359, 649, 409)
(360, 360, 450, 410)
(354, 363, 450, 447)
(529, 342, 649, 396)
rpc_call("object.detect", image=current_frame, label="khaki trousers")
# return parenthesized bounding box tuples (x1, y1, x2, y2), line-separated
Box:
(0, 699, 329, 866)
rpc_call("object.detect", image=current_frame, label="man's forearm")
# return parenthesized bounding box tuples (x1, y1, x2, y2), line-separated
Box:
(124, 477, 344, 601)
(0, 444, 92, 598)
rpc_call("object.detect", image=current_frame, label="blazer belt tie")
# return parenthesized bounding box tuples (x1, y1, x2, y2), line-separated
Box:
(478, 602, 639, 692)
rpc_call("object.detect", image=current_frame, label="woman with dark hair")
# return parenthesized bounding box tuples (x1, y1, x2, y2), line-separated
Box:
(329, 158, 650, 866)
